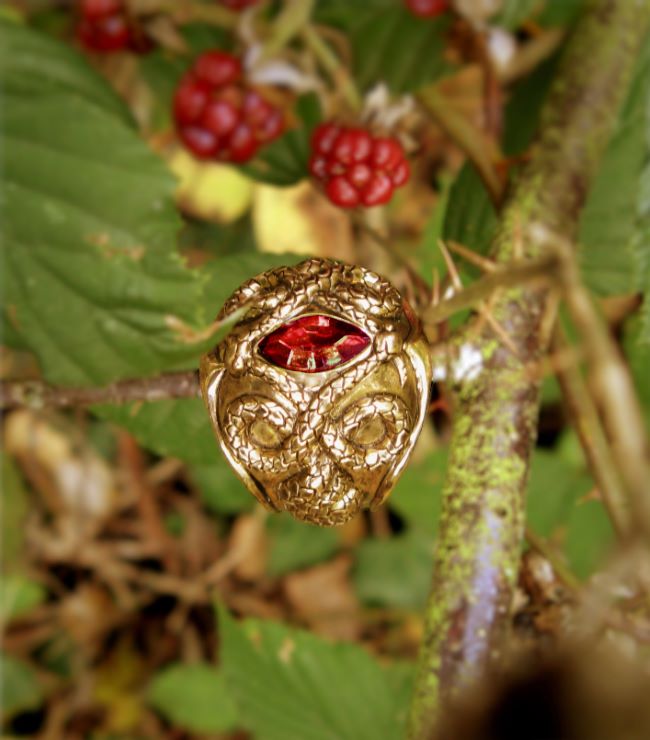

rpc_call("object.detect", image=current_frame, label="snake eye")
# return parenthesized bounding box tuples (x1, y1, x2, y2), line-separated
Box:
(249, 419, 285, 448)
(351, 416, 386, 447)
(258, 314, 370, 373)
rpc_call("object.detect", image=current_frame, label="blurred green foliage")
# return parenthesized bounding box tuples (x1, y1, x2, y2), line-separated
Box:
(2, 3, 649, 737)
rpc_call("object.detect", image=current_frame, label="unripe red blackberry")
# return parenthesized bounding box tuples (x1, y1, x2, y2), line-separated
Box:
(404, 0, 449, 18)
(309, 122, 410, 209)
(173, 50, 285, 163)
(76, 0, 151, 53)
(220, 0, 260, 8)
(77, 0, 129, 52)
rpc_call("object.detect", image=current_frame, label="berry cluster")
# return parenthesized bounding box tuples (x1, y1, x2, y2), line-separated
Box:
(219, 0, 260, 9)
(309, 123, 410, 208)
(405, 0, 448, 18)
(173, 51, 285, 163)
(76, 0, 149, 53)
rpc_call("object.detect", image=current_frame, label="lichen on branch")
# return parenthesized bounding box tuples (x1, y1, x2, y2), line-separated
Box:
(407, 1, 650, 738)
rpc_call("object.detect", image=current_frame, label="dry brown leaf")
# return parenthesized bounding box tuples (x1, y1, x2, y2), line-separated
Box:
(227, 512, 269, 582)
(59, 583, 120, 651)
(283, 555, 361, 640)
(5, 410, 118, 528)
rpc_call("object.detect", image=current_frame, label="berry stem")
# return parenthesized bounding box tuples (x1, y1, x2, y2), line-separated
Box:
(301, 24, 362, 112)
(256, 0, 316, 64)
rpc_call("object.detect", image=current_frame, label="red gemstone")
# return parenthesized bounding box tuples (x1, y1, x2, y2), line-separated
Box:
(258, 315, 370, 373)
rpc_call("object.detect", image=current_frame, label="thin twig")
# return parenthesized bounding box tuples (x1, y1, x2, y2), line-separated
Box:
(421, 254, 559, 327)
(118, 432, 179, 573)
(552, 236, 650, 535)
(446, 240, 497, 273)
(301, 24, 362, 111)
(0, 371, 199, 410)
(551, 325, 631, 538)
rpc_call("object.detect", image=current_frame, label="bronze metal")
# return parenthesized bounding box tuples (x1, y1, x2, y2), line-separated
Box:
(200, 258, 431, 526)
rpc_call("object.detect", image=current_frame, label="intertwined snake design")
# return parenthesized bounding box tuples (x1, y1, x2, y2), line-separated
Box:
(202, 259, 429, 525)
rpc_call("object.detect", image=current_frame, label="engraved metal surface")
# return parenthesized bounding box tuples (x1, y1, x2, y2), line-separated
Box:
(200, 258, 431, 526)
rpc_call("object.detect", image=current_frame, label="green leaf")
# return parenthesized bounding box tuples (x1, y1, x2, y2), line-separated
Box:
(138, 50, 188, 132)
(266, 515, 340, 577)
(503, 56, 557, 157)
(390, 448, 447, 536)
(147, 663, 239, 734)
(527, 447, 614, 579)
(405, 174, 451, 283)
(179, 214, 259, 257)
(564, 499, 615, 580)
(442, 163, 497, 256)
(526, 449, 593, 536)
(218, 606, 414, 740)
(190, 459, 254, 514)
(578, 33, 650, 295)
(0, 18, 128, 120)
(315, 0, 454, 93)
(1, 654, 43, 720)
(353, 532, 433, 610)
(241, 94, 321, 186)
(2, 23, 206, 386)
(200, 251, 304, 308)
(98, 399, 215, 464)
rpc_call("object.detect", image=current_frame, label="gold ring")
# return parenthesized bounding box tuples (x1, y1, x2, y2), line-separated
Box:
(200, 258, 431, 526)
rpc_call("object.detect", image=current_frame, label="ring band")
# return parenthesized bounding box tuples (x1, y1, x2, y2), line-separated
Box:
(200, 258, 431, 526)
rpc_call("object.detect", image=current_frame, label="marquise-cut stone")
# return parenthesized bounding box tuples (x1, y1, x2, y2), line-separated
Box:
(258, 314, 370, 373)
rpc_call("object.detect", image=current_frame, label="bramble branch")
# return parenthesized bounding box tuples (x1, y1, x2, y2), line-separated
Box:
(407, 1, 650, 738)
(552, 325, 631, 537)
(0, 371, 199, 410)
(420, 254, 558, 328)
